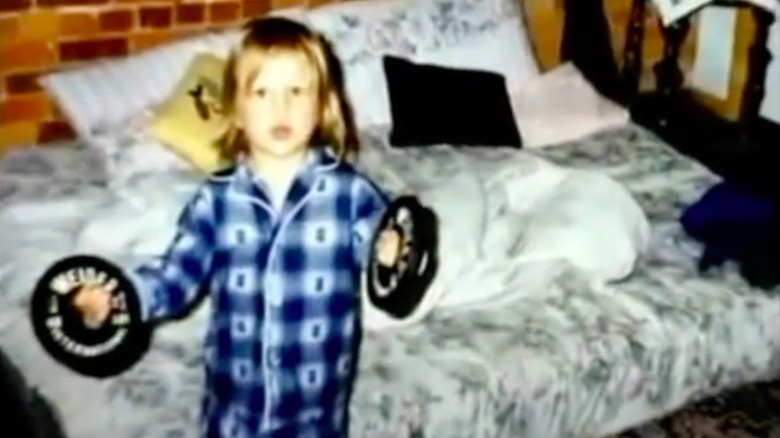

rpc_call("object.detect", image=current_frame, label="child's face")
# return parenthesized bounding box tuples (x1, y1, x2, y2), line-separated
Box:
(238, 51, 319, 159)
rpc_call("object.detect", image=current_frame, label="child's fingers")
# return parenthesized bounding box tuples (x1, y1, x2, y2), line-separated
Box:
(375, 230, 405, 267)
(83, 289, 111, 327)
(96, 301, 111, 324)
(72, 287, 93, 313)
(73, 287, 110, 323)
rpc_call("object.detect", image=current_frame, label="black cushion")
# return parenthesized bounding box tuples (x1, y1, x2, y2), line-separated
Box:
(383, 55, 522, 147)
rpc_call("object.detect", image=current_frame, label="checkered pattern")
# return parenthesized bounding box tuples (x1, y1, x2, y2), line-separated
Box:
(128, 148, 388, 437)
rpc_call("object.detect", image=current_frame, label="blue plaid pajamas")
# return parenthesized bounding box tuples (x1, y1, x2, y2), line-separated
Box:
(126, 148, 389, 437)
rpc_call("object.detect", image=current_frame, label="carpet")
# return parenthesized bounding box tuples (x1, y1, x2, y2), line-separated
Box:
(612, 378, 780, 438)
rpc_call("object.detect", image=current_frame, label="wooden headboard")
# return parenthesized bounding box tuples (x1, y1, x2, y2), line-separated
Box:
(521, 0, 696, 73)
(519, 0, 768, 122)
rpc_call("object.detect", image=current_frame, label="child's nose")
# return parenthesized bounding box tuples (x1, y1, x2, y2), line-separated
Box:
(270, 93, 292, 114)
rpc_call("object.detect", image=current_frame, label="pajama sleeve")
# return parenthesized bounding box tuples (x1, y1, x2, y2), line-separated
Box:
(351, 177, 390, 270)
(127, 188, 217, 323)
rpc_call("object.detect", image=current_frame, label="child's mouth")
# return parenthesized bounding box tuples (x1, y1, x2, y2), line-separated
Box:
(271, 125, 292, 140)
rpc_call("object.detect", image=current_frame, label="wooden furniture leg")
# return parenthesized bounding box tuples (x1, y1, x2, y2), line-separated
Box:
(561, 0, 624, 102)
(652, 16, 691, 127)
(621, 0, 647, 104)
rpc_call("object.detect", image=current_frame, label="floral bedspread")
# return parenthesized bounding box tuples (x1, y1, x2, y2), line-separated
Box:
(345, 125, 780, 438)
(1, 124, 778, 438)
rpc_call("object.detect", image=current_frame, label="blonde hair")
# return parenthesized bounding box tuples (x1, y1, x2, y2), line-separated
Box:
(218, 17, 359, 161)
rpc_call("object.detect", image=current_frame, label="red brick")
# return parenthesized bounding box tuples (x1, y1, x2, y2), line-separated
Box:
(139, 6, 172, 28)
(209, 1, 241, 23)
(37, 0, 109, 6)
(58, 12, 100, 37)
(0, 41, 55, 71)
(0, 94, 50, 123)
(49, 103, 67, 120)
(243, 0, 270, 18)
(59, 38, 129, 62)
(0, 0, 32, 13)
(130, 28, 204, 53)
(99, 9, 135, 32)
(272, 0, 304, 8)
(0, 17, 19, 42)
(176, 3, 205, 25)
(171, 28, 205, 41)
(37, 120, 76, 143)
(5, 71, 42, 94)
(17, 10, 60, 39)
(0, 121, 38, 151)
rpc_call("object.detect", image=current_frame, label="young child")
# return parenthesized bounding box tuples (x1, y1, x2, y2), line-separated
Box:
(73, 17, 401, 438)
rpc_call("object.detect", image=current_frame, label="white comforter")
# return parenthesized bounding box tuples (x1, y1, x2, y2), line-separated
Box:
(355, 131, 651, 329)
(0, 131, 650, 335)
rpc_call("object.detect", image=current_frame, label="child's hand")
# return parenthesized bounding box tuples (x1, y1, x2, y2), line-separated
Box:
(375, 229, 402, 267)
(71, 286, 113, 328)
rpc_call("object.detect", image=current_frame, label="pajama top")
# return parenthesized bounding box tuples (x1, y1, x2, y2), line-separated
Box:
(126, 147, 389, 437)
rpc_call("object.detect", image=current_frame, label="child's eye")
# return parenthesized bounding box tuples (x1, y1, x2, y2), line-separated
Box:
(290, 87, 302, 95)
(254, 88, 266, 98)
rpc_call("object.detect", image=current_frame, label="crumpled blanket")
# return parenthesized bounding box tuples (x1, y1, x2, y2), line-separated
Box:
(355, 128, 652, 330)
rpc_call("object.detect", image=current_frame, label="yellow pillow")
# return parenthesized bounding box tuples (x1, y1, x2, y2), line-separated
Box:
(149, 53, 231, 173)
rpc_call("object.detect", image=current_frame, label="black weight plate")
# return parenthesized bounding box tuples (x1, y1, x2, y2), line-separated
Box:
(30, 255, 152, 379)
(367, 196, 439, 319)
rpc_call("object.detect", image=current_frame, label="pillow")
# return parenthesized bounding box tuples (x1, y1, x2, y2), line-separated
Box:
(38, 28, 241, 141)
(413, 17, 539, 94)
(383, 55, 522, 147)
(306, 0, 521, 66)
(340, 17, 540, 129)
(509, 63, 629, 148)
(148, 52, 231, 173)
(306, 0, 526, 128)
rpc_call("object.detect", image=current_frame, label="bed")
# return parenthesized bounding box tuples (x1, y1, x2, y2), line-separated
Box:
(2, 0, 779, 437)
(1, 121, 779, 438)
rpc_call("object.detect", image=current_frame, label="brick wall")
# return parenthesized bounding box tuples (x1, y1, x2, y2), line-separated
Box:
(0, 0, 340, 153)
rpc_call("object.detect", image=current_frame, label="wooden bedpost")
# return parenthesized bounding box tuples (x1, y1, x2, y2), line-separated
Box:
(645, 2, 775, 134)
